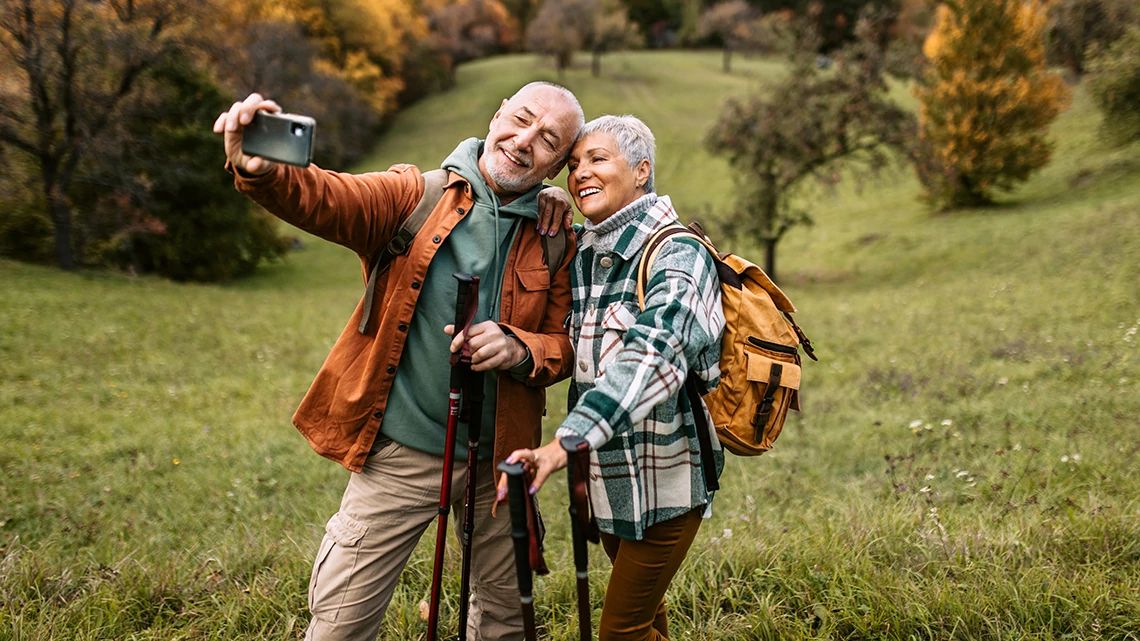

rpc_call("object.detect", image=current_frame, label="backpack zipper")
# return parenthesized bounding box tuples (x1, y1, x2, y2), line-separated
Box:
(747, 336, 798, 355)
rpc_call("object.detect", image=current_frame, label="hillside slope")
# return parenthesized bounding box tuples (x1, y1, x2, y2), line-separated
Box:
(1, 51, 1137, 640)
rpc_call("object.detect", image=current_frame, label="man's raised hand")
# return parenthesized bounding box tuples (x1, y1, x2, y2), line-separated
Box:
(212, 93, 282, 176)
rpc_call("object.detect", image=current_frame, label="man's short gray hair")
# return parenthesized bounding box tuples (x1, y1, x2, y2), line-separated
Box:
(580, 114, 656, 193)
(514, 81, 585, 147)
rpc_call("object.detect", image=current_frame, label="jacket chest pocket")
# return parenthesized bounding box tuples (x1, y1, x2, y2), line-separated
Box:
(595, 301, 638, 379)
(509, 266, 550, 330)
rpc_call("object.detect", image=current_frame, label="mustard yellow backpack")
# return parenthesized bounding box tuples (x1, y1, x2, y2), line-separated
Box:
(637, 222, 817, 491)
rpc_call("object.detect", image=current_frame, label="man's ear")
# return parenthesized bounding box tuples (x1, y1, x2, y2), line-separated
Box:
(489, 98, 509, 130)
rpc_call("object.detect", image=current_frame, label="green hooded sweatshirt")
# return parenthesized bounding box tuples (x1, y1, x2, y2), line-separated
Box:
(379, 138, 543, 460)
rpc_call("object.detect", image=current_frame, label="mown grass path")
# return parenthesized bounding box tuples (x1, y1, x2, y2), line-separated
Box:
(2, 51, 1138, 640)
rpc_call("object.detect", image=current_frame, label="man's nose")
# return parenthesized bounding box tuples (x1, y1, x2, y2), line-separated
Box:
(514, 125, 538, 150)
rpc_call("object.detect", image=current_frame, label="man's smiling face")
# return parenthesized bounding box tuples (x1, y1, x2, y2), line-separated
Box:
(479, 86, 580, 198)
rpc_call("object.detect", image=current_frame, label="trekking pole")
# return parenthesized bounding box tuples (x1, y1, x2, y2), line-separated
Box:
(561, 435, 599, 641)
(456, 365, 485, 640)
(427, 273, 480, 641)
(498, 460, 539, 641)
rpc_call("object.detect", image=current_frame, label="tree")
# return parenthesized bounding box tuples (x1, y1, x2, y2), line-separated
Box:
(698, 1, 760, 72)
(429, 0, 517, 68)
(706, 18, 914, 281)
(1086, 25, 1140, 144)
(914, 0, 1070, 209)
(526, 0, 640, 78)
(499, 0, 541, 38)
(587, 0, 643, 77)
(1046, 0, 1136, 76)
(525, 0, 588, 77)
(0, 0, 201, 270)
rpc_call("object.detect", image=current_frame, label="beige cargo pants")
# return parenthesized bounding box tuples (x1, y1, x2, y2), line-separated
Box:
(304, 438, 522, 641)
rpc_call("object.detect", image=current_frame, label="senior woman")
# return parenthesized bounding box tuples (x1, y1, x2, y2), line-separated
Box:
(498, 114, 725, 641)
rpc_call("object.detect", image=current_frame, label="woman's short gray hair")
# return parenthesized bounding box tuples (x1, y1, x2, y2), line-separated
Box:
(580, 114, 656, 193)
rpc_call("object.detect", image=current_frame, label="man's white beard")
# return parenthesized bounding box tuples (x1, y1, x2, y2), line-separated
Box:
(486, 152, 536, 194)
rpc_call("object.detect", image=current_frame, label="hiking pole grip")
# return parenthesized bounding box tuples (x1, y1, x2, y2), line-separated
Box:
(561, 435, 594, 641)
(450, 272, 480, 370)
(498, 461, 538, 641)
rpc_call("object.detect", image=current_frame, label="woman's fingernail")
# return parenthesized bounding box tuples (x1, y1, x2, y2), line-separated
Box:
(528, 485, 538, 495)
(497, 488, 506, 501)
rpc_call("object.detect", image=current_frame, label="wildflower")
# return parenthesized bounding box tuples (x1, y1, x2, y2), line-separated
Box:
(919, 486, 931, 493)
(1060, 455, 1069, 463)
(956, 470, 970, 478)
(997, 377, 1009, 386)
(722, 528, 734, 539)
(909, 419, 924, 429)
(172, 457, 181, 465)
(941, 419, 953, 427)
(925, 474, 936, 481)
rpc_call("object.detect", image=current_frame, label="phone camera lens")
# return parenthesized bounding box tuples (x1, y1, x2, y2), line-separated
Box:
(291, 123, 306, 137)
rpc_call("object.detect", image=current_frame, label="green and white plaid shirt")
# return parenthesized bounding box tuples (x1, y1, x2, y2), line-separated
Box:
(556, 193, 725, 540)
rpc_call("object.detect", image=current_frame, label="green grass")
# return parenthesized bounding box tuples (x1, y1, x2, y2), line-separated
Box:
(2, 50, 1139, 640)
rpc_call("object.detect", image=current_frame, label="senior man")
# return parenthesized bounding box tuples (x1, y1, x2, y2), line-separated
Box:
(213, 81, 584, 641)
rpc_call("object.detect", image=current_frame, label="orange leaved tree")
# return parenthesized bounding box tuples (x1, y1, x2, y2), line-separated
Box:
(914, 0, 1070, 209)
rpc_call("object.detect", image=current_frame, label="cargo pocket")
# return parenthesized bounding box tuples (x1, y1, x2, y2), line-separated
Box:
(512, 267, 551, 330)
(718, 339, 801, 456)
(308, 511, 369, 622)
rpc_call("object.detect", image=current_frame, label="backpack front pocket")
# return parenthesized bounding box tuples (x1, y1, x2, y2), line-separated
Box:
(717, 342, 801, 455)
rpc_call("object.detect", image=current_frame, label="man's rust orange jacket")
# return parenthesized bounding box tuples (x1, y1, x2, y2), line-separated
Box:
(234, 162, 575, 473)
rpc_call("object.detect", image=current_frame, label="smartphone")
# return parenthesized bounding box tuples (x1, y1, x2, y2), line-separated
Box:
(241, 111, 316, 168)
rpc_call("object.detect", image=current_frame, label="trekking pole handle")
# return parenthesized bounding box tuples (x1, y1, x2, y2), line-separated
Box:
(451, 272, 480, 367)
(498, 461, 534, 594)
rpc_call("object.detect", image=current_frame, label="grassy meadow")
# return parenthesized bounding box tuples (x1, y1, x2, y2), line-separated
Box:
(2, 50, 1138, 640)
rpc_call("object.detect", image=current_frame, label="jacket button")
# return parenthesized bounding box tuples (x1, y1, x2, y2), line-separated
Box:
(411, 281, 421, 290)
(386, 365, 396, 374)
(456, 207, 466, 215)
(599, 256, 613, 268)
(398, 323, 408, 332)
(373, 409, 384, 419)
(579, 359, 588, 372)
(432, 235, 441, 244)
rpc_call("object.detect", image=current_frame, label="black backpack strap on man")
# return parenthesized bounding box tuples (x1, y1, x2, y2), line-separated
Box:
(357, 170, 568, 334)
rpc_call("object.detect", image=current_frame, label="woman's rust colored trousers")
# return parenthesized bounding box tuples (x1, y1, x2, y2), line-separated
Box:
(597, 508, 704, 641)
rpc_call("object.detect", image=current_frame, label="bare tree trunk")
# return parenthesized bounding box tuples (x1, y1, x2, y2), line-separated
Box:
(723, 46, 732, 73)
(43, 179, 75, 270)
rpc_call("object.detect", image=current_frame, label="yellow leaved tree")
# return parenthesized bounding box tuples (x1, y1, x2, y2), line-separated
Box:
(914, 0, 1070, 209)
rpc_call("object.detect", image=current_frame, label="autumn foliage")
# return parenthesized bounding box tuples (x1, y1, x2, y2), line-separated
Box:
(914, 0, 1070, 209)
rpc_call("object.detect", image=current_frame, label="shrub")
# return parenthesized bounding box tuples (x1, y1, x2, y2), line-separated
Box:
(89, 59, 289, 281)
(1086, 25, 1140, 144)
(915, 0, 1070, 210)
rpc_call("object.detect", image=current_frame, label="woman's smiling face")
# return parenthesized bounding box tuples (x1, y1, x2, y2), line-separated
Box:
(567, 132, 650, 224)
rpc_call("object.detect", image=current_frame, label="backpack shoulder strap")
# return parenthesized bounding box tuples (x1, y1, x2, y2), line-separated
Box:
(540, 227, 567, 282)
(635, 224, 722, 494)
(635, 225, 716, 310)
(358, 168, 449, 334)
